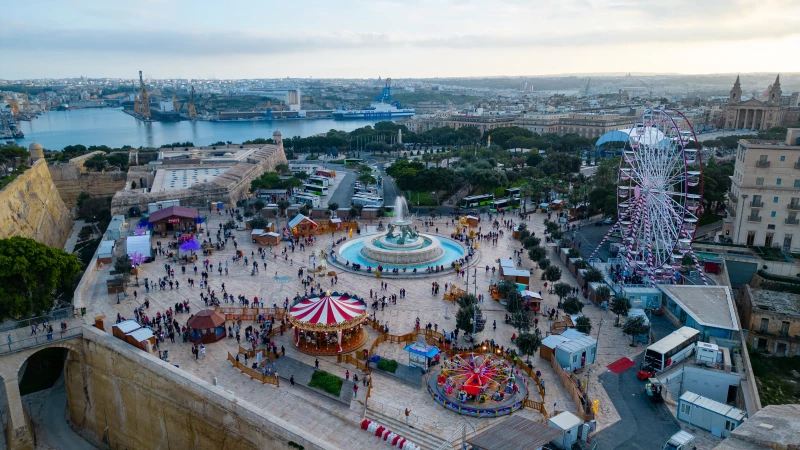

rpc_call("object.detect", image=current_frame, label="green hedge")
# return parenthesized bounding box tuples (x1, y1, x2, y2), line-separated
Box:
(308, 370, 343, 397)
(377, 358, 399, 373)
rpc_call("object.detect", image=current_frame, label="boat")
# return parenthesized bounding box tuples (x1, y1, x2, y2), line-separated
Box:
(332, 101, 415, 120)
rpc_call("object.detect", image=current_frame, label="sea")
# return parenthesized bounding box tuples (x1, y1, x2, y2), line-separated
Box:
(13, 108, 391, 150)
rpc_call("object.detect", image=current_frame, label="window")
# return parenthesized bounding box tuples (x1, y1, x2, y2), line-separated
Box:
(760, 318, 769, 333)
(680, 403, 691, 415)
(774, 197, 779, 203)
(771, 211, 776, 217)
(795, 180, 800, 188)
(757, 178, 764, 186)
(781, 156, 786, 161)
(777, 178, 782, 185)
(726, 420, 737, 431)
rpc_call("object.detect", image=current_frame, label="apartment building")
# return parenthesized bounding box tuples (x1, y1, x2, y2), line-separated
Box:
(515, 113, 567, 135)
(556, 113, 635, 140)
(735, 286, 800, 356)
(724, 128, 800, 250)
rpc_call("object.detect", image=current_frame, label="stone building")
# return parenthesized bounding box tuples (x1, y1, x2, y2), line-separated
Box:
(110, 130, 288, 215)
(723, 75, 800, 130)
(723, 128, 800, 250)
(48, 150, 128, 207)
(735, 285, 800, 357)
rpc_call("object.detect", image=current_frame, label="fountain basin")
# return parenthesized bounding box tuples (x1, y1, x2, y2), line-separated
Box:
(363, 234, 444, 265)
(336, 234, 469, 271)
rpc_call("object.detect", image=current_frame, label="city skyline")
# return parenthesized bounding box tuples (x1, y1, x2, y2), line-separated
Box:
(3, 0, 800, 79)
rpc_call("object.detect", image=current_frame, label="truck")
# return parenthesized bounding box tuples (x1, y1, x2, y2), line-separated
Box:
(663, 431, 695, 450)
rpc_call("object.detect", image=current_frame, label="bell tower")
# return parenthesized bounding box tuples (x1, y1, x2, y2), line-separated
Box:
(768, 74, 782, 105)
(730, 75, 742, 102)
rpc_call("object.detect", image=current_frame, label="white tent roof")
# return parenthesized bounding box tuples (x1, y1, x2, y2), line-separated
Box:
(126, 235, 151, 258)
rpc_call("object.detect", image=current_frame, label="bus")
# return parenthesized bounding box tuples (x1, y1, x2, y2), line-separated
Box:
(309, 175, 330, 186)
(460, 194, 495, 209)
(303, 184, 327, 195)
(504, 188, 521, 198)
(644, 327, 700, 372)
(352, 196, 383, 208)
(344, 158, 364, 166)
(308, 177, 327, 187)
(491, 197, 520, 212)
(294, 193, 320, 208)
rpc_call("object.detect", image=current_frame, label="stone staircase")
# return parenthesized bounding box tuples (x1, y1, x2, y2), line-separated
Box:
(365, 408, 448, 450)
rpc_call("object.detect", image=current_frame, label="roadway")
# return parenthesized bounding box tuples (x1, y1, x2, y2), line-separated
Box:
(591, 314, 680, 449)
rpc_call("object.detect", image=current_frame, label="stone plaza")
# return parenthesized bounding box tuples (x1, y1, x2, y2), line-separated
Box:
(50, 208, 652, 448)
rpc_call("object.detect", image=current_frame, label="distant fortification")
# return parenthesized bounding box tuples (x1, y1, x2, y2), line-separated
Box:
(48, 151, 128, 207)
(0, 158, 72, 248)
(111, 136, 287, 215)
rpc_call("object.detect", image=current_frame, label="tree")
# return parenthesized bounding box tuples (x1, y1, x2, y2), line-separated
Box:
(275, 163, 289, 174)
(456, 293, 478, 309)
(515, 333, 542, 364)
(610, 296, 631, 324)
(253, 199, 266, 212)
(0, 237, 82, 320)
(538, 258, 551, 270)
(575, 316, 592, 334)
(623, 316, 650, 345)
(327, 202, 339, 218)
(249, 216, 268, 229)
(223, 219, 236, 230)
(528, 246, 547, 262)
(567, 248, 581, 258)
(522, 236, 541, 249)
(358, 174, 377, 185)
(456, 304, 482, 335)
(554, 282, 572, 301)
(562, 296, 585, 315)
(276, 200, 290, 217)
(572, 259, 589, 270)
(497, 280, 519, 301)
(542, 265, 562, 283)
(582, 267, 604, 283)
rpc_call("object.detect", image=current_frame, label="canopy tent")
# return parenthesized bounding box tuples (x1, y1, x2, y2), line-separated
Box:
(126, 235, 151, 259)
(187, 309, 226, 344)
(289, 292, 367, 353)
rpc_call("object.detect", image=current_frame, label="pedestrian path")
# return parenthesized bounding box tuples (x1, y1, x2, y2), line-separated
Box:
(273, 355, 358, 405)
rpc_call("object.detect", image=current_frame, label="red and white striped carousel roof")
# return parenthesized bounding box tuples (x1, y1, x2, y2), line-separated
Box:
(289, 293, 366, 327)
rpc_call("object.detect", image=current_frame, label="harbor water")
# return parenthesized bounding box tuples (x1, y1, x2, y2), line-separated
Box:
(13, 108, 392, 150)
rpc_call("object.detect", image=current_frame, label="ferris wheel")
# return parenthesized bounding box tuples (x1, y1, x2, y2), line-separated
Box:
(593, 109, 706, 284)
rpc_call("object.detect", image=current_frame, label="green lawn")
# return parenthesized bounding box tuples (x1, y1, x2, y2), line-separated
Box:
(404, 191, 437, 207)
(308, 370, 343, 397)
(749, 350, 800, 406)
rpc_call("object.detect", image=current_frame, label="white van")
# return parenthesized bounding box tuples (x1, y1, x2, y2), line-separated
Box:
(663, 431, 695, 450)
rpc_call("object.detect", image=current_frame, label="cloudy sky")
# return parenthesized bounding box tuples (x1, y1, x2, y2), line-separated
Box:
(2, 0, 800, 79)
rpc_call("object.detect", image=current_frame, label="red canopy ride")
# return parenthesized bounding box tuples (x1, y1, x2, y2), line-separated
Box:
(288, 291, 367, 353)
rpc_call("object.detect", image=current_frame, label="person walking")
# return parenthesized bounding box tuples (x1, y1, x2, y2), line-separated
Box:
(315, 358, 320, 371)
(353, 384, 358, 398)
(345, 370, 350, 381)
(290, 375, 295, 387)
(404, 408, 410, 425)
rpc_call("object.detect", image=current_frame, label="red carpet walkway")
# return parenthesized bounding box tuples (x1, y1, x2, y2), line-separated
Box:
(607, 357, 636, 374)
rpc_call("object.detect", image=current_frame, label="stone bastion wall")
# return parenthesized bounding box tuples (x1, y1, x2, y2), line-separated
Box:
(48, 151, 129, 207)
(110, 143, 287, 215)
(64, 326, 336, 450)
(0, 159, 72, 249)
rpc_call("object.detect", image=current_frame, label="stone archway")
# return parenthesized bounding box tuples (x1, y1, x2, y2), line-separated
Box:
(0, 341, 83, 450)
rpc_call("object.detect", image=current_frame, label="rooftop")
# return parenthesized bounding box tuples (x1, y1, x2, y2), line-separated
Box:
(148, 205, 201, 223)
(749, 288, 800, 318)
(714, 404, 800, 450)
(679, 392, 746, 422)
(467, 416, 561, 450)
(660, 285, 740, 332)
(150, 167, 231, 192)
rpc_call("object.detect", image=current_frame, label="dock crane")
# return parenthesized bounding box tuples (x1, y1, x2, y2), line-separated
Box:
(187, 86, 198, 120)
(584, 78, 591, 97)
(172, 94, 179, 113)
(138, 70, 151, 119)
(638, 79, 653, 100)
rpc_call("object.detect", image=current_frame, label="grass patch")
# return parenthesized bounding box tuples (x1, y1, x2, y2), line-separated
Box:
(329, 159, 344, 164)
(308, 370, 343, 397)
(697, 214, 723, 227)
(754, 246, 790, 262)
(376, 358, 399, 373)
(749, 349, 800, 406)
(74, 237, 101, 266)
(404, 191, 437, 207)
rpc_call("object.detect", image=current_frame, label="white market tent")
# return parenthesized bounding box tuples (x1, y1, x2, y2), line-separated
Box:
(126, 235, 151, 258)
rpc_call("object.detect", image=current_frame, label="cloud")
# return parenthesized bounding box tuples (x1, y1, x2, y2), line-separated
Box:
(2, 18, 799, 58)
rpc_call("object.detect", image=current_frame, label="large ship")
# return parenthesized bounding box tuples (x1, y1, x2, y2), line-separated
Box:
(333, 78, 415, 120)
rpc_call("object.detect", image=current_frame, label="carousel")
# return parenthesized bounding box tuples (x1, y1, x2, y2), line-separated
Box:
(288, 291, 368, 355)
(427, 352, 528, 417)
